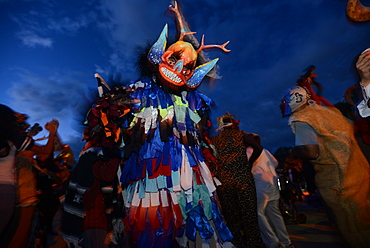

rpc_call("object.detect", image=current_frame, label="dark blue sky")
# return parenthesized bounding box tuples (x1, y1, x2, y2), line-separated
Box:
(2, 0, 370, 156)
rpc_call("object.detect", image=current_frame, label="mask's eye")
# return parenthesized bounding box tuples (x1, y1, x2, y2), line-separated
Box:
(168, 56, 177, 65)
(182, 67, 191, 75)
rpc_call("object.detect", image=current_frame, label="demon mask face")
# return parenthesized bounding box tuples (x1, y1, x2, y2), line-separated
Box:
(159, 41, 197, 87)
(280, 86, 310, 117)
(147, 1, 230, 90)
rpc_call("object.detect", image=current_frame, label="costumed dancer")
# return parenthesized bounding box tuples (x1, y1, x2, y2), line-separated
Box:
(61, 84, 135, 248)
(119, 1, 233, 247)
(211, 113, 265, 248)
(280, 86, 370, 248)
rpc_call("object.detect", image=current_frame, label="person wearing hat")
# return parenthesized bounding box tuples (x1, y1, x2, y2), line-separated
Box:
(212, 113, 265, 248)
(280, 86, 370, 248)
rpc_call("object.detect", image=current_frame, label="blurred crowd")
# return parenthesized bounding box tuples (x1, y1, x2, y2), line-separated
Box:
(0, 105, 74, 248)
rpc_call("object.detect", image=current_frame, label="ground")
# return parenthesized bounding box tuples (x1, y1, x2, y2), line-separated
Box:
(46, 194, 349, 248)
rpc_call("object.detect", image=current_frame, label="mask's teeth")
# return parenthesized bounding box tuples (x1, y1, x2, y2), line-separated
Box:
(161, 67, 181, 83)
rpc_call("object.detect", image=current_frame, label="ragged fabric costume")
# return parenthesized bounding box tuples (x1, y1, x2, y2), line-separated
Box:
(282, 85, 370, 248)
(121, 78, 233, 247)
(289, 102, 370, 248)
(63, 1, 233, 247)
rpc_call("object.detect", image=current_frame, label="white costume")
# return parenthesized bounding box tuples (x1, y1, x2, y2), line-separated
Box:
(247, 148, 292, 248)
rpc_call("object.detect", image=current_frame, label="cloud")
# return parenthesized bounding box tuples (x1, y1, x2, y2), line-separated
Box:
(9, 1, 95, 48)
(5, 66, 101, 155)
(16, 30, 53, 48)
(6, 68, 91, 148)
(94, 0, 168, 77)
(8, 68, 87, 116)
(47, 15, 90, 34)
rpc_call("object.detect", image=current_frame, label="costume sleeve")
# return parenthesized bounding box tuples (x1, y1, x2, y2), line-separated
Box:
(294, 122, 318, 146)
(357, 83, 370, 117)
(92, 157, 120, 183)
(357, 99, 370, 118)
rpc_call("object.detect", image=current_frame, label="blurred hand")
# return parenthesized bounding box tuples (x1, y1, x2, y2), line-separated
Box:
(356, 50, 370, 85)
(44, 119, 59, 133)
(40, 168, 48, 175)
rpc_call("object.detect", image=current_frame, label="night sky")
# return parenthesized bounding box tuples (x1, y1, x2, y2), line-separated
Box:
(2, 0, 370, 157)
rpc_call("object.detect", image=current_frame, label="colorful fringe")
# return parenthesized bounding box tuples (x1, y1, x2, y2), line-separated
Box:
(120, 79, 233, 247)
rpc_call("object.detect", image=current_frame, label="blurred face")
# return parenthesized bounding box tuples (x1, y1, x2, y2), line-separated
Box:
(0, 106, 19, 146)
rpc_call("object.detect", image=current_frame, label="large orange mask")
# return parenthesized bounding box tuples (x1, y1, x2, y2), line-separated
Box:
(147, 1, 230, 89)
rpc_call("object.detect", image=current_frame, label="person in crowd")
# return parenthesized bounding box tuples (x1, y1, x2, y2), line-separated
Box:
(61, 89, 127, 248)
(212, 112, 264, 248)
(280, 85, 370, 247)
(283, 156, 304, 202)
(0, 104, 20, 238)
(356, 47, 370, 118)
(7, 148, 40, 248)
(348, 48, 370, 164)
(247, 136, 294, 248)
(301, 159, 316, 196)
(55, 144, 75, 169)
(35, 152, 62, 247)
(0, 104, 59, 247)
(9, 120, 59, 248)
